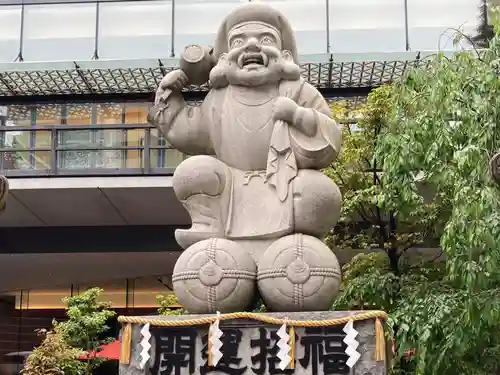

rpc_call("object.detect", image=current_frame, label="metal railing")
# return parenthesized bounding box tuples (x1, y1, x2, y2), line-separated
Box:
(0, 123, 186, 177)
(0, 120, 362, 178)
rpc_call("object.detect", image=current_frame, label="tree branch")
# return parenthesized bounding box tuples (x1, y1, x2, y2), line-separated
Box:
(440, 27, 484, 61)
(373, 146, 389, 250)
(428, 249, 444, 264)
(331, 168, 372, 222)
(405, 249, 444, 272)
(397, 242, 417, 257)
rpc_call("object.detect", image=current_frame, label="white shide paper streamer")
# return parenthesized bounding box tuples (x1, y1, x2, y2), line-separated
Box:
(209, 312, 223, 366)
(139, 323, 151, 369)
(277, 324, 291, 370)
(343, 320, 361, 368)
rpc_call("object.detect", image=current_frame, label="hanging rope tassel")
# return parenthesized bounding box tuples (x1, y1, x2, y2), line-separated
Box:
(120, 323, 132, 365)
(289, 326, 295, 369)
(375, 317, 386, 362)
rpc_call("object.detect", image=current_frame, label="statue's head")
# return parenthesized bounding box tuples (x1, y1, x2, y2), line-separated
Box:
(209, 3, 301, 88)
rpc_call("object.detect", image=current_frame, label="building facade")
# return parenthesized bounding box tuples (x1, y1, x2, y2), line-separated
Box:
(0, 0, 478, 362)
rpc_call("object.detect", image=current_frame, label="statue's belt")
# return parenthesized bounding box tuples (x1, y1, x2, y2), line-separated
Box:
(243, 171, 267, 185)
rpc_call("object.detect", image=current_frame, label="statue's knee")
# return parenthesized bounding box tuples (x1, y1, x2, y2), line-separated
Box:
(293, 170, 342, 237)
(173, 155, 227, 200)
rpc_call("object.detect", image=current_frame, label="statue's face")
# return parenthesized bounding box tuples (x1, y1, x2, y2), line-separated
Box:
(227, 23, 282, 72)
(209, 22, 300, 88)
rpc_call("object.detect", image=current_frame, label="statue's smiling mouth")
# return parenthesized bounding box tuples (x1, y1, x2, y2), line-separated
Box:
(239, 53, 268, 68)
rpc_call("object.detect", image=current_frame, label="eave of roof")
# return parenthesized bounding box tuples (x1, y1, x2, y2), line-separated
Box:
(0, 51, 456, 99)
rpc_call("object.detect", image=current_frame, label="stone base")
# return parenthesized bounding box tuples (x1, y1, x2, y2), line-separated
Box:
(119, 311, 388, 375)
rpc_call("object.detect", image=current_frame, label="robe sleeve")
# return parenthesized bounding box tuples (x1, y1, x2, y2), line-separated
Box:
(155, 90, 216, 155)
(288, 81, 341, 170)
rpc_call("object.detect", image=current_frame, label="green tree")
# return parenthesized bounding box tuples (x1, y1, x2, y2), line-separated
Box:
(22, 327, 85, 375)
(157, 293, 185, 316)
(334, 22, 500, 375)
(327, 88, 446, 374)
(472, 0, 500, 47)
(377, 32, 500, 373)
(473, 0, 493, 47)
(327, 87, 443, 277)
(56, 288, 116, 375)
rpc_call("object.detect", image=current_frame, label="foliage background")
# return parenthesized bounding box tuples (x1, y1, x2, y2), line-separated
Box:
(22, 328, 85, 375)
(23, 288, 116, 375)
(329, 16, 500, 375)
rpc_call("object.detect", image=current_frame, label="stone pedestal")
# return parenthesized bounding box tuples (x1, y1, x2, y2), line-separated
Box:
(119, 311, 388, 375)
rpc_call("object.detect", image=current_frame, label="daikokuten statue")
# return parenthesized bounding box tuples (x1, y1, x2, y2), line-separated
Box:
(150, 3, 343, 313)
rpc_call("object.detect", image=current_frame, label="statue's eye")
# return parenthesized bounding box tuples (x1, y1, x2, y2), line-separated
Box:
(261, 36, 274, 45)
(231, 38, 244, 48)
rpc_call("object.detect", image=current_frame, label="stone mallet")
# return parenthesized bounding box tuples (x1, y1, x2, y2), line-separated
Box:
(148, 45, 216, 124)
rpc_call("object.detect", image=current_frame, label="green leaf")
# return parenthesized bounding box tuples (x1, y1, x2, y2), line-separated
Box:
(329, 20, 500, 374)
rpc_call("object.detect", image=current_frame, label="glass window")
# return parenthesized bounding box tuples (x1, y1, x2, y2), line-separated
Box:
(408, 0, 479, 51)
(99, 1, 172, 59)
(96, 103, 124, 169)
(63, 103, 92, 126)
(35, 104, 63, 126)
(329, 0, 406, 53)
(97, 103, 123, 125)
(6, 286, 72, 310)
(255, 0, 327, 54)
(34, 129, 52, 170)
(124, 103, 149, 125)
(27, 105, 56, 171)
(174, 0, 240, 56)
(0, 5, 22, 62)
(123, 103, 148, 168)
(0, 101, 188, 172)
(0, 105, 52, 171)
(23, 3, 97, 61)
(132, 276, 174, 309)
(5, 105, 32, 128)
(26, 287, 72, 309)
(59, 104, 93, 170)
(150, 128, 185, 169)
(78, 280, 127, 309)
(1, 106, 30, 170)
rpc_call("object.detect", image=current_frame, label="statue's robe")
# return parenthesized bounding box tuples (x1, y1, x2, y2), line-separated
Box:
(159, 77, 340, 239)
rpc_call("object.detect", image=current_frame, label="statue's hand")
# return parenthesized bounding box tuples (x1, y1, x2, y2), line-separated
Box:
(155, 69, 189, 105)
(272, 96, 299, 124)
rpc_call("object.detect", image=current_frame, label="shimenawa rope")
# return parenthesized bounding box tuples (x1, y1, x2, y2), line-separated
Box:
(118, 310, 388, 366)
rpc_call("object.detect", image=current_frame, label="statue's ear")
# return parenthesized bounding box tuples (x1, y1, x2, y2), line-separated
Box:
(282, 50, 294, 62)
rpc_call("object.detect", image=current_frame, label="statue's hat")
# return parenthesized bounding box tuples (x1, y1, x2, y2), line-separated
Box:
(213, 3, 299, 63)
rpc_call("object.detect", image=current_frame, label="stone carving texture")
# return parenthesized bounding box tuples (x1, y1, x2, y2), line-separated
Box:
(149, 3, 342, 312)
(172, 238, 257, 313)
(257, 234, 341, 312)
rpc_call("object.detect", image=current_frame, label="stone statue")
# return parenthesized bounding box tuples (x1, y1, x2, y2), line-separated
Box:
(149, 3, 342, 313)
